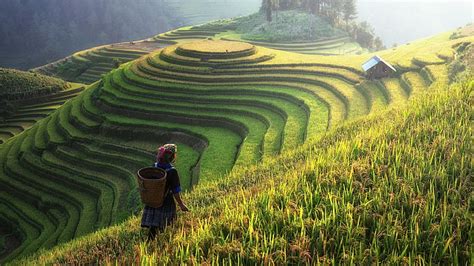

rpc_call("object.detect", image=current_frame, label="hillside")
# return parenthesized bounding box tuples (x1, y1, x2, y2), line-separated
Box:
(163, 0, 260, 26)
(0, 68, 67, 100)
(0, 0, 185, 70)
(35, 10, 367, 85)
(11, 71, 472, 265)
(217, 11, 346, 42)
(0, 25, 471, 262)
(0, 69, 83, 145)
(34, 43, 157, 84)
(0, 0, 264, 70)
(172, 11, 368, 56)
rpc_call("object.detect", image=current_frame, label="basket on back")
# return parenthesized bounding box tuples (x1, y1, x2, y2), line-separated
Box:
(137, 167, 167, 208)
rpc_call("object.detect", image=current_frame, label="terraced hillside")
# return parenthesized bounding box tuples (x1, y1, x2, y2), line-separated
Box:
(16, 77, 473, 265)
(34, 42, 162, 84)
(0, 86, 84, 145)
(1, 31, 470, 262)
(35, 28, 362, 87)
(34, 29, 223, 84)
(36, 18, 365, 85)
(0, 69, 84, 145)
(153, 22, 366, 55)
(224, 36, 365, 55)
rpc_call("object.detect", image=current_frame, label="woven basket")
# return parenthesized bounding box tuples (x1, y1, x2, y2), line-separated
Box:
(137, 167, 167, 208)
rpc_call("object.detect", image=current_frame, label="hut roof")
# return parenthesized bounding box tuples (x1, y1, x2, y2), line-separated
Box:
(362, 55, 397, 72)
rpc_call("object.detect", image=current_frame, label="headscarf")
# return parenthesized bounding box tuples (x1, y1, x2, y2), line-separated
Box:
(156, 144, 177, 164)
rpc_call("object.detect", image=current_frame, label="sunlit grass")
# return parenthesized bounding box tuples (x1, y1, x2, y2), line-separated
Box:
(1, 25, 472, 263)
(13, 78, 472, 265)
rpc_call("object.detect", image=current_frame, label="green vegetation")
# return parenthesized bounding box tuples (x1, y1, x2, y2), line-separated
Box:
(0, 68, 68, 100)
(256, 0, 383, 51)
(449, 24, 473, 40)
(448, 41, 473, 82)
(0, 68, 82, 145)
(0, 22, 471, 263)
(204, 13, 366, 55)
(12, 75, 472, 265)
(148, 8, 367, 56)
(260, 0, 357, 25)
(164, 0, 260, 26)
(34, 6, 365, 74)
(0, 0, 182, 70)
(35, 44, 154, 84)
(232, 11, 345, 42)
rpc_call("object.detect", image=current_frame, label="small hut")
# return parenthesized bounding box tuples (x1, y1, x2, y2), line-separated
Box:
(362, 55, 396, 79)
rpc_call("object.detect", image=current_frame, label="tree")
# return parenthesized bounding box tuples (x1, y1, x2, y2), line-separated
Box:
(287, 0, 301, 9)
(261, 0, 273, 22)
(273, 0, 280, 18)
(279, 0, 292, 10)
(319, 0, 331, 17)
(304, 0, 321, 14)
(267, 0, 274, 22)
(342, 0, 357, 26)
(323, 0, 344, 26)
(261, 0, 280, 22)
(353, 21, 375, 49)
(0, 0, 181, 70)
(374, 37, 385, 51)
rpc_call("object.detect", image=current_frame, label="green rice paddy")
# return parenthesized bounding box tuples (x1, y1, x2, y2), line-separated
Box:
(0, 23, 472, 263)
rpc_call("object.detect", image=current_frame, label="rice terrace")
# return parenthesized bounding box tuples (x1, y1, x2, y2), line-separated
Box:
(0, 0, 472, 264)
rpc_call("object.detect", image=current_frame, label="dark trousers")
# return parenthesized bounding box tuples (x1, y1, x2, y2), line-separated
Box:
(147, 225, 168, 241)
(147, 226, 160, 241)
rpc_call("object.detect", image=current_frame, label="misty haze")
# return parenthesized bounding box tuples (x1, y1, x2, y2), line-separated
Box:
(358, 0, 473, 46)
(0, 0, 472, 69)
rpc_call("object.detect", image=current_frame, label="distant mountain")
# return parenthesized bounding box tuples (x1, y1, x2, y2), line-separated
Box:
(163, 0, 260, 26)
(0, 0, 181, 70)
(0, 0, 262, 70)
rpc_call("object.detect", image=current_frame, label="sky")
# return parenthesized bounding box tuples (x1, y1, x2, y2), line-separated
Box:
(357, 0, 473, 46)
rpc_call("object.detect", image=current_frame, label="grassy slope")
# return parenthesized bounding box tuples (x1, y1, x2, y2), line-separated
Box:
(12, 72, 473, 264)
(0, 68, 68, 99)
(211, 11, 366, 55)
(34, 44, 152, 85)
(151, 11, 365, 56)
(0, 68, 83, 144)
(232, 11, 345, 42)
(252, 31, 468, 70)
(2, 28, 472, 263)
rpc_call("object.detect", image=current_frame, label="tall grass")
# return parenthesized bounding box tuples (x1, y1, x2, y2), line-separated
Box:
(2, 27, 470, 263)
(13, 76, 472, 265)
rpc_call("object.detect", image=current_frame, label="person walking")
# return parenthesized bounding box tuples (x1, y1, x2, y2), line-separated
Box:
(141, 144, 189, 241)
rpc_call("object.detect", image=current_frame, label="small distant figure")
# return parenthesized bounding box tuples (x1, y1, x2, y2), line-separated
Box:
(141, 144, 189, 242)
